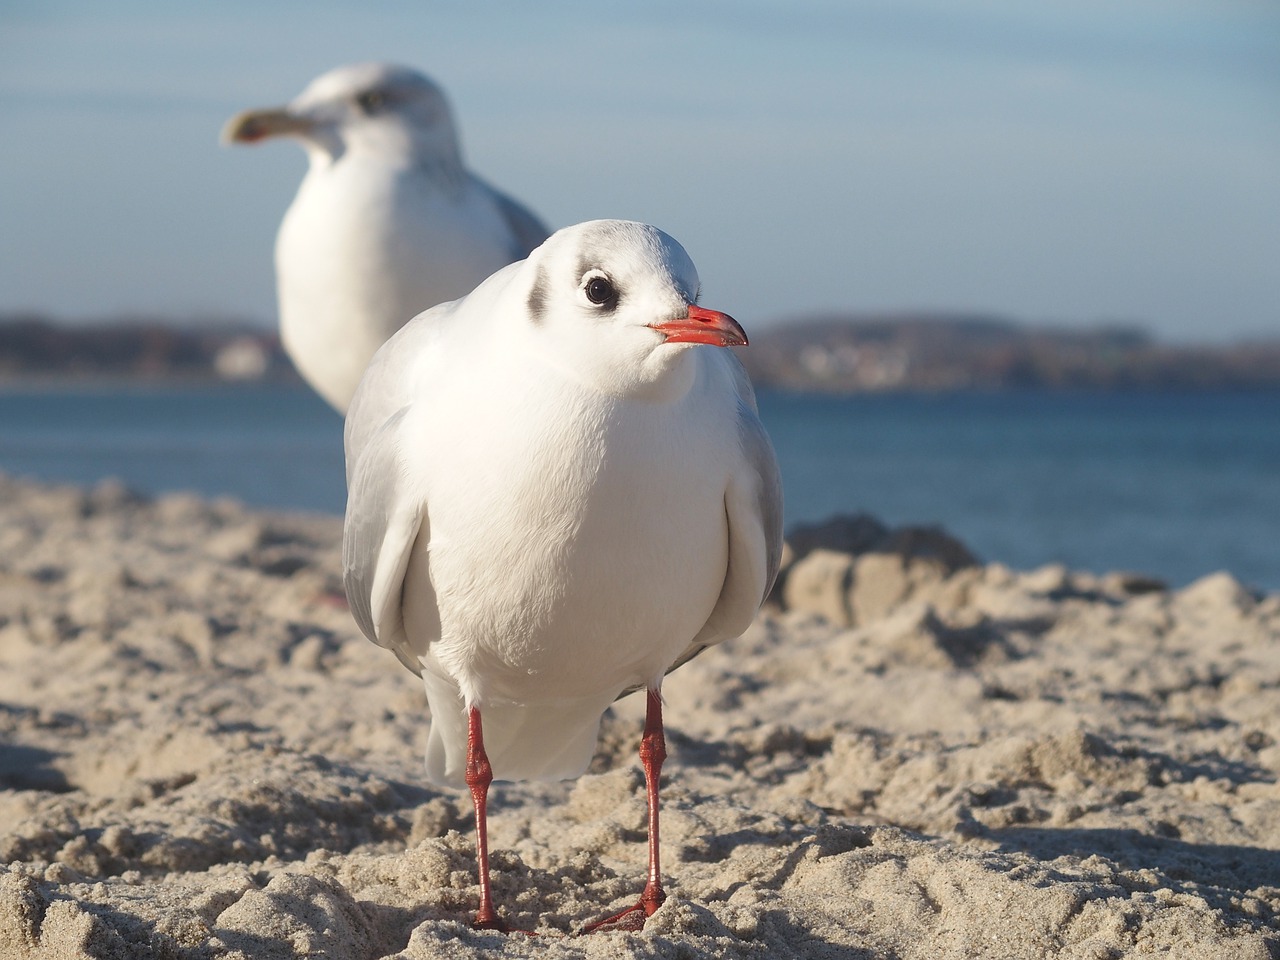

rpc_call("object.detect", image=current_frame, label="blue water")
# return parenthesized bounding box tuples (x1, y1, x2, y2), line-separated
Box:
(1, 383, 1277, 591)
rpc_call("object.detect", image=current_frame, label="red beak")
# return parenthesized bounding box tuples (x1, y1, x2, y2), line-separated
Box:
(649, 305, 748, 348)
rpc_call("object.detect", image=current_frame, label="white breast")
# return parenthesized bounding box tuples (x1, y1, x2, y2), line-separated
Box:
(402, 350, 735, 707)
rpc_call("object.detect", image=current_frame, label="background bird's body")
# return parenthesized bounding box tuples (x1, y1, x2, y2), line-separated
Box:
(276, 152, 539, 411)
(226, 63, 549, 412)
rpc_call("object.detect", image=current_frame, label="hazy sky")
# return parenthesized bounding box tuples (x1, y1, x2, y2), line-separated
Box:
(1, 1, 1277, 341)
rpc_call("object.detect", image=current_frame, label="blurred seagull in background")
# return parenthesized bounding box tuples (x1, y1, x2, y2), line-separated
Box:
(223, 63, 549, 412)
(341, 220, 783, 932)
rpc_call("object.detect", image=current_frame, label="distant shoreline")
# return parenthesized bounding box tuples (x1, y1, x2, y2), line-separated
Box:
(4, 375, 1280, 397)
(4, 312, 1280, 393)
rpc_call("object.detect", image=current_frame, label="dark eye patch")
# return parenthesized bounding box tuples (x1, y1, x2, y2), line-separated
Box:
(355, 90, 389, 115)
(527, 266, 549, 323)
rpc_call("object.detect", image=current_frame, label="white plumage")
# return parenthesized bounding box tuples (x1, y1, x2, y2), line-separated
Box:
(224, 63, 548, 412)
(341, 219, 782, 930)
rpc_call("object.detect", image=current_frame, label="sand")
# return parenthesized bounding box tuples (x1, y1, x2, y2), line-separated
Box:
(0, 472, 1277, 959)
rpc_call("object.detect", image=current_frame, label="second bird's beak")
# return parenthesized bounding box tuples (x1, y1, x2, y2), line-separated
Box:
(221, 107, 313, 145)
(649, 305, 748, 348)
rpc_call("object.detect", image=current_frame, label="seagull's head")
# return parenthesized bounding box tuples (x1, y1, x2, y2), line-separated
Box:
(514, 220, 748, 398)
(222, 63, 462, 170)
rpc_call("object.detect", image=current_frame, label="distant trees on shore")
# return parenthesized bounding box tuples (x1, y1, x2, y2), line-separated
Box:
(3, 311, 1279, 391)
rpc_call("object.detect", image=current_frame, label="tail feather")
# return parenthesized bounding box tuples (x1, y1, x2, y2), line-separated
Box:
(421, 667, 617, 788)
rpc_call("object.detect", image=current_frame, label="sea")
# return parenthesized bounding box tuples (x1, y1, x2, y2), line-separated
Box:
(1, 382, 1277, 592)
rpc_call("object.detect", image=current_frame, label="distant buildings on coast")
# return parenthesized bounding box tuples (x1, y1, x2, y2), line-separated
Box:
(2, 312, 1279, 392)
(740, 315, 1280, 392)
(0, 315, 293, 384)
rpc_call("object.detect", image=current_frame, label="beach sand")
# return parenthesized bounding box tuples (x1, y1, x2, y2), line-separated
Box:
(1, 473, 1277, 958)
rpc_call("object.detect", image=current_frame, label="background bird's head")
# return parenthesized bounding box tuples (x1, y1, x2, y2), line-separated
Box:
(223, 62, 463, 173)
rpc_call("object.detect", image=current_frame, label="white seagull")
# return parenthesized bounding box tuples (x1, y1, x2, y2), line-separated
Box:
(223, 62, 550, 412)
(341, 220, 783, 932)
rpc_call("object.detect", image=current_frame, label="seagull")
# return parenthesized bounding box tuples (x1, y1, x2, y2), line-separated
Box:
(341, 219, 783, 932)
(223, 63, 550, 412)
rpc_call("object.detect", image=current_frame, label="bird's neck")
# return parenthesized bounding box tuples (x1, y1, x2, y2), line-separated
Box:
(521, 336, 701, 406)
(412, 155, 467, 194)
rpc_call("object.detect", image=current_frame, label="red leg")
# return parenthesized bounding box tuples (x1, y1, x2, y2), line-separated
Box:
(582, 687, 668, 933)
(466, 706, 506, 931)
(637, 688, 668, 914)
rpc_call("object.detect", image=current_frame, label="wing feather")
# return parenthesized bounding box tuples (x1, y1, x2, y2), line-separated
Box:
(479, 179, 551, 260)
(342, 406, 430, 675)
(621, 354, 784, 697)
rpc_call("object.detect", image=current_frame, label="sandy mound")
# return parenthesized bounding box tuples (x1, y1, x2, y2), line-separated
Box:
(1, 474, 1277, 958)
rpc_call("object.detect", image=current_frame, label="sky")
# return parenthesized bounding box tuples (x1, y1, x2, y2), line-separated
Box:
(1, 0, 1277, 342)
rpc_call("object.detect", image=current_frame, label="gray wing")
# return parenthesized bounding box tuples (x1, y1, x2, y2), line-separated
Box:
(621, 354, 784, 697)
(725, 352, 785, 600)
(342, 405, 431, 675)
(344, 305, 448, 485)
(683, 355, 784, 653)
(479, 179, 551, 260)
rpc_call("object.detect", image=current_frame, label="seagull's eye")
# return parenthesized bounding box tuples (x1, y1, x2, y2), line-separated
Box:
(355, 90, 387, 115)
(584, 276, 617, 307)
